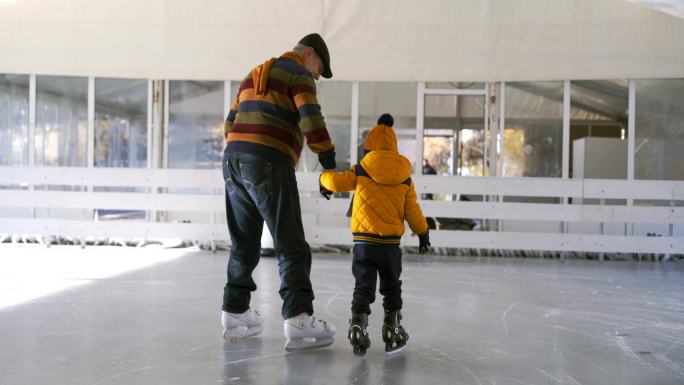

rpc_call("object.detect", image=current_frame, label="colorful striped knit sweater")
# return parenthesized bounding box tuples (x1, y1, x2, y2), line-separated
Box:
(224, 51, 334, 166)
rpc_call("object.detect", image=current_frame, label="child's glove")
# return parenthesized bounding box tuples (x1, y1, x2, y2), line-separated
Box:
(319, 184, 333, 200)
(418, 231, 431, 254)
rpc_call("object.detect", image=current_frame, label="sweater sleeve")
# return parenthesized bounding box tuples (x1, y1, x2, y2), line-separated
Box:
(404, 180, 429, 235)
(319, 166, 357, 193)
(291, 73, 335, 154)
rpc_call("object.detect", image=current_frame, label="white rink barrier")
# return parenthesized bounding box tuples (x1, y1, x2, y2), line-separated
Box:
(1, 166, 683, 254)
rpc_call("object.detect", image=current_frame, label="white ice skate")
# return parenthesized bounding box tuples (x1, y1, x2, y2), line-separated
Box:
(222, 309, 265, 342)
(283, 313, 336, 352)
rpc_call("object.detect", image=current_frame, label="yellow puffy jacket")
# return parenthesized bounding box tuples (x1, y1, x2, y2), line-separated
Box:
(320, 124, 428, 244)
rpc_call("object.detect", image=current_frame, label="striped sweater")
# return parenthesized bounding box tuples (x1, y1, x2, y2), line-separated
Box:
(224, 51, 334, 166)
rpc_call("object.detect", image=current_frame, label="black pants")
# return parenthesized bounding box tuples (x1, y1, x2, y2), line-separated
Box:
(351, 243, 403, 315)
(222, 149, 314, 319)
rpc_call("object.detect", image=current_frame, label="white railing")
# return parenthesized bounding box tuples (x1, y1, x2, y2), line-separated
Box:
(1, 166, 683, 254)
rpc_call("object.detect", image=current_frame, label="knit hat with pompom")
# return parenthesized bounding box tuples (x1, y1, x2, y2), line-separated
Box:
(364, 113, 397, 152)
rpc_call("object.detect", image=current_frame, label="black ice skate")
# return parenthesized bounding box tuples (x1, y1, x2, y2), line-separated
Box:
(382, 310, 408, 355)
(348, 312, 371, 356)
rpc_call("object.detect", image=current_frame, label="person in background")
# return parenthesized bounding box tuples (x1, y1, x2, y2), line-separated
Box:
(422, 158, 437, 200)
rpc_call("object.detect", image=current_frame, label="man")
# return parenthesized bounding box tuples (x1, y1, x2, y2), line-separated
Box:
(220, 33, 337, 352)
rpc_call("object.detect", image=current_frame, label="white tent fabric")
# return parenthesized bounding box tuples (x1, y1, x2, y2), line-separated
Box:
(627, 0, 684, 19)
(0, 0, 683, 81)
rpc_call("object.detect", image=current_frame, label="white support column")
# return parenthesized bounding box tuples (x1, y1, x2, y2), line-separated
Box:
(627, 80, 636, 181)
(486, 84, 494, 177)
(214, 80, 232, 252)
(224, 80, 232, 120)
(145, 79, 154, 229)
(150, 80, 164, 223)
(28, 75, 36, 167)
(151, 80, 163, 169)
(491, 82, 502, 232)
(84, 76, 95, 246)
(562, 80, 570, 180)
(87, 77, 95, 169)
(28, 75, 36, 222)
(498, 81, 505, 177)
(561, 80, 571, 237)
(146, 80, 153, 169)
(416, 82, 425, 175)
(163, 80, 170, 169)
(350, 82, 359, 165)
(627, 80, 636, 237)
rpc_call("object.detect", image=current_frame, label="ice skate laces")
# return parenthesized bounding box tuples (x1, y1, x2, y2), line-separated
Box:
(311, 316, 330, 331)
(249, 309, 261, 321)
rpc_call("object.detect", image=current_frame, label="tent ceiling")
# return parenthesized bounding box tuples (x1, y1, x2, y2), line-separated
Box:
(626, 0, 684, 19)
(0, 0, 683, 81)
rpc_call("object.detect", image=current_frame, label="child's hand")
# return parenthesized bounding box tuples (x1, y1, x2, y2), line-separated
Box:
(418, 231, 431, 254)
(319, 184, 333, 200)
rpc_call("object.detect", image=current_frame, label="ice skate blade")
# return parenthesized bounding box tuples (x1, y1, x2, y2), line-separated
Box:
(385, 345, 406, 356)
(353, 345, 368, 356)
(285, 337, 334, 352)
(223, 325, 263, 342)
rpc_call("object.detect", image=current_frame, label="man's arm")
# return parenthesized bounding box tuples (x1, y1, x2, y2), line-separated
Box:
(292, 73, 336, 169)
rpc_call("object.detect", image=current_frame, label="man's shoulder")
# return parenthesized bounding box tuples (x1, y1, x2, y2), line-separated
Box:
(273, 57, 311, 78)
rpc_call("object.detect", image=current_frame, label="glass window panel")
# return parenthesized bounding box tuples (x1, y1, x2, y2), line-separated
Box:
(36, 75, 88, 166)
(569, 80, 628, 179)
(0, 74, 29, 166)
(635, 79, 684, 181)
(95, 78, 148, 168)
(504, 81, 563, 177)
(424, 95, 486, 177)
(359, 82, 417, 165)
(168, 80, 224, 169)
(297, 81, 352, 172)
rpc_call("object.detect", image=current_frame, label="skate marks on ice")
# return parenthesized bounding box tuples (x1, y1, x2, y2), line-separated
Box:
(611, 332, 684, 380)
(418, 343, 485, 385)
(417, 340, 583, 385)
(94, 342, 217, 385)
(221, 338, 291, 384)
(652, 353, 684, 380)
(501, 302, 521, 336)
(324, 291, 342, 319)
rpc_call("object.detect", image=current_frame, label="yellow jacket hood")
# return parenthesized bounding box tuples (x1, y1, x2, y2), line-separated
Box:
(359, 150, 412, 186)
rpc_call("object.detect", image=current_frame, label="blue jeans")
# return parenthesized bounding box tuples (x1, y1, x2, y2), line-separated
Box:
(222, 149, 314, 319)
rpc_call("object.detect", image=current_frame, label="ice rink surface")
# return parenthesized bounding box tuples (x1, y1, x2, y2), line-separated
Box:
(1, 244, 683, 385)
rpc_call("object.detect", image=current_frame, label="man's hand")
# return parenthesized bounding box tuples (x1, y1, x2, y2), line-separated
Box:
(320, 184, 333, 200)
(418, 231, 431, 254)
(318, 149, 336, 170)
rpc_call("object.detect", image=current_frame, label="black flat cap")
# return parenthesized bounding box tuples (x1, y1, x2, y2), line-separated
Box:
(299, 33, 332, 79)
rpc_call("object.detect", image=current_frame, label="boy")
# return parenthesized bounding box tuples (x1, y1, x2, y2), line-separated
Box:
(319, 113, 431, 356)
